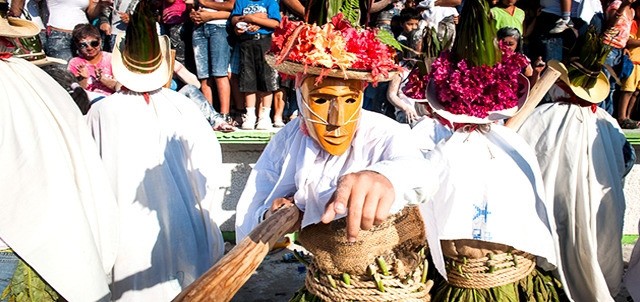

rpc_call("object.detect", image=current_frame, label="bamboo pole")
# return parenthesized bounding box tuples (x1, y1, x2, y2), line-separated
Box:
(504, 65, 561, 129)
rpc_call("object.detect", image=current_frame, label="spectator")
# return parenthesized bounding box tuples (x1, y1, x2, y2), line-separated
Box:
(230, 0, 281, 130)
(416, 0, 458, 49)
(550, 0, 575, 33)
(497, 27, 545, 87)
(601, 0, 635, 115)
(190, 0, 234, 123)
(490, 0, 525, 33)
(68, 23, 120, 96)
(44, 0, 110, 61)
(617, 0, 640, 128)
(41, 63, 93, 114)
(387, 28, 424, 125)
(162, 0, 188, 64)
(97, 0, 139, 51)
(527, 0, 604, 62)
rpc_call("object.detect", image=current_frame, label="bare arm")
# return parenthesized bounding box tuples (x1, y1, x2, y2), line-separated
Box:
(200, 0, 236, 11)
(8, 0, 25, 17)
(281, 0, 304, 17)
(86, 0, 112, 21)
(434, 0, 461, 6)
(370, 0, 394, 14)
(240, 13, 280, 29)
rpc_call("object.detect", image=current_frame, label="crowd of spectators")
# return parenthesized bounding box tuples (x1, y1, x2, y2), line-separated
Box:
(8, 0, 640, 130)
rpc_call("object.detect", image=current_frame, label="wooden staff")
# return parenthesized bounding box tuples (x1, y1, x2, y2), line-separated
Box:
(173, 204, 301, 302)
(504, 65, 561, 129)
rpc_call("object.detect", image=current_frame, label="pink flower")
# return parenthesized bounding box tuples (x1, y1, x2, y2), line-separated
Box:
(429, 45, 529, 118)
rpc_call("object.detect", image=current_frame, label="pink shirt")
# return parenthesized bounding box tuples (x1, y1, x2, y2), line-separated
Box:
(604, 0, 635, 49)
(163, 0, 187, 25)
(68, 51, 115, 96)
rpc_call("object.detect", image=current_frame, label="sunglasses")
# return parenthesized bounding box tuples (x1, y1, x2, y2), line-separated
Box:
(79, 40, 100, 49)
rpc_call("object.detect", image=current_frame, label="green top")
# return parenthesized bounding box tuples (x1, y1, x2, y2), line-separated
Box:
(490, 6, 525, 34)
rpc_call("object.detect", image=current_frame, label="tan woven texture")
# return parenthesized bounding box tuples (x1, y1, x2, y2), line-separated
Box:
(304, 260, 432, 302)
(442, 240, 536, 289)
(265, 54, 397, 82)
(298, 206, 427, 276)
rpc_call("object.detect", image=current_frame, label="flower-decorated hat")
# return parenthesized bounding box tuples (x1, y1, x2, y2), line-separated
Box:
(111, 0, 170, 92)
(0, 0, 66, 66)
(268, 13, 403, 83)
(414, 0, 530, 124)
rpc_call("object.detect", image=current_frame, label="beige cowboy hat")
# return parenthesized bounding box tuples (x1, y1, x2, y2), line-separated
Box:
(0, 0, 39, 38)
(547, 59, 609, 104)
(111, 33, 171, 93)
(421, 74, 530, 124)
(0, 35, 67, 66)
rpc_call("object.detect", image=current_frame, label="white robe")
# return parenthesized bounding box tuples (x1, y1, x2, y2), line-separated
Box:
(625, 220, 640, 301)
(0, 57, 119, 301)
(517, 102, 628, 302)
(412, 119, 558, 280)
(235, 111, 431, 243)
(86, 88, 225, 301)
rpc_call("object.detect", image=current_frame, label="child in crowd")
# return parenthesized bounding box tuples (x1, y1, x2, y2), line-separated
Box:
(550, 0, 573, 33)
(190, 0, 234, 123)
(68, 24, 120, 97)
(230, 0, 281, 130)
(490, 0, 525, 33)
(617, 1, 640, 129)
(497, 27, 545, 88)
(396, 7, 420, 48)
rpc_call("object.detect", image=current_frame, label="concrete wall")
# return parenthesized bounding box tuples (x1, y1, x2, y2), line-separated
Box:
(214, 143, 640, 236)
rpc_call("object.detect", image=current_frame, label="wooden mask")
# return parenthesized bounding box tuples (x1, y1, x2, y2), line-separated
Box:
(299, 76, 364, 156)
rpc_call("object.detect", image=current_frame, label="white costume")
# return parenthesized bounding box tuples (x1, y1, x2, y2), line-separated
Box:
(625, 220, 640, 301)
(517, 101, 628, 302)
(0, 57, 118, 301)
(86, 88, 224, 301)
(412, 119, 558, 279)
(235, 111, 429, 242)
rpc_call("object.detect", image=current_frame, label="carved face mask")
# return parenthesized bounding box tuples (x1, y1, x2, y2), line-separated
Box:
(299, 76, 364, 156)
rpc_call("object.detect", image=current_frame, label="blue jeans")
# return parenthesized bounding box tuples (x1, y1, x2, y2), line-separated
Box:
(601, 47, 623, 115)
(179, 84, 220, 126)
(192, 23, 231, 79)
(0, 250, 19, 301)
(45, 28, 74, 62)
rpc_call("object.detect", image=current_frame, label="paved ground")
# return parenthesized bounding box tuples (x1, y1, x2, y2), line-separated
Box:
(230, 242, 637, 302)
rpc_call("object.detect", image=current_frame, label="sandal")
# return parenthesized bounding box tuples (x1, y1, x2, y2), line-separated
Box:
(619, 118, 640, 129)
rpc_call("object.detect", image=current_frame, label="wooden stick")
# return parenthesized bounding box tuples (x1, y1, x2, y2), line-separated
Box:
(173, 204, 301, 302)
(504, 65, 561, 129)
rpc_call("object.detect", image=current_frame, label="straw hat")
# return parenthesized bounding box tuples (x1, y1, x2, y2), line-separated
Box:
(111, 0, 170, 92)
(422, 74, 530, 124)
(548, 59, 609, 104)
(0, 0, 39, 38)
(112, 34, 170, 92)
(0, 35, 67, 66)
(0, 0, 65, 66)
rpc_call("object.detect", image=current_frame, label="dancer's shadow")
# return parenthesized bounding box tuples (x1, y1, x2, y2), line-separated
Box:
(110, 137, 216, 300)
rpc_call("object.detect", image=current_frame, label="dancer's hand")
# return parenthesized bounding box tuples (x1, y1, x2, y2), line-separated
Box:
(321, 171, 395, 242)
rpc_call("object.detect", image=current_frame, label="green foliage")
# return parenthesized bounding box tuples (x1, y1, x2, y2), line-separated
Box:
(451, 0, 500, 67)
(339, 0, 361, 27)
(376, 29, 402, 51)
(1, 259, 59, 302)
(567, 26, 611, 89)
